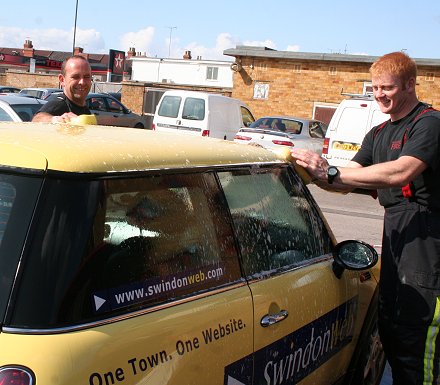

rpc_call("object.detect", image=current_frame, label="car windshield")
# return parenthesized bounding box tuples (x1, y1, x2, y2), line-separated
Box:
(0, 174, 42, 324)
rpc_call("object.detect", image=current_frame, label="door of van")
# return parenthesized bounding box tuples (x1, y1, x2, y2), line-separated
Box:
(153, 94, 207, 136)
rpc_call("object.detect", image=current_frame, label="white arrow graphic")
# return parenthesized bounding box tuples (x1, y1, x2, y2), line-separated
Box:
(227, 375, 247, 385)
(94, 295, 106, 311)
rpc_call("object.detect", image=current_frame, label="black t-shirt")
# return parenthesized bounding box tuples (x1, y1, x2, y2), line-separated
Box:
(37, 94, 91, 116)
(352, 102, 440, 209)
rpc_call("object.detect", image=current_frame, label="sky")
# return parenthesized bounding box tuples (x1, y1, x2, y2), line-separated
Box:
(2, 0, 440, 61)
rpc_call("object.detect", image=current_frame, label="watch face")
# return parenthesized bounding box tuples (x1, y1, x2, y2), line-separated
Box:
(328, 167, 338, 177)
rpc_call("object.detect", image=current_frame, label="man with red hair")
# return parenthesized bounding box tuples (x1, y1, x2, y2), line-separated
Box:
(292, 51, 440, 384)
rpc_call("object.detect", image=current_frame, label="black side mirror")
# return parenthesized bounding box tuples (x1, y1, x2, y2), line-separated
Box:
(332, 240, 378, 279)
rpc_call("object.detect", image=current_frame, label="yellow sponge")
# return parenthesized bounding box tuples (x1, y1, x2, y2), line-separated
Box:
(70, 114, 97, 125)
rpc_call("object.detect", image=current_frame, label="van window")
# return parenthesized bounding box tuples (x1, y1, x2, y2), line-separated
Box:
(371, 109, 389, 127)
(218, 167, 332, 277)
(334, 106, 369, 140)
(11, 173, 241, 329)
(158, 95, 181, 118)
(182, 97, 205, 120)
(241, 106, 255, 127)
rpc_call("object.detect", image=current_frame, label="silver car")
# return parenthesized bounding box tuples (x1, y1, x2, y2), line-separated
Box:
(0, 94, 47, 122)
(18, 87, 62, 100)
(234, 116, 327, 155)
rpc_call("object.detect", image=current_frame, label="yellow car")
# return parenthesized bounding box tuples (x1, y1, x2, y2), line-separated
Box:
(0, 120, 384, 385)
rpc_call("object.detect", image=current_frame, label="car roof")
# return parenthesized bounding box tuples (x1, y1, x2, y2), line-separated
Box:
(0, 122, 285, 173)
(0, 94, 46, 105)
(20, 87, 61, 91)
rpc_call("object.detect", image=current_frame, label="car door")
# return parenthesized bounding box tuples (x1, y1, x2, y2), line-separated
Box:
(88, 96, 131, 127)
(219, 166, 360, 384)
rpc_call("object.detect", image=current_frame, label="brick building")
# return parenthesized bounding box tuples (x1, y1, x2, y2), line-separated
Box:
(224, 46, 440, 124)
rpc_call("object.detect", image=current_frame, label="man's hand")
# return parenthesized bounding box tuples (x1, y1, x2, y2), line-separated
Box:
(291, 148, 329, 182)
(50, 112, 78, 123)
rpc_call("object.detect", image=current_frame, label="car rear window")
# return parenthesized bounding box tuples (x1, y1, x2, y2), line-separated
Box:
(10, 173, 242, 329)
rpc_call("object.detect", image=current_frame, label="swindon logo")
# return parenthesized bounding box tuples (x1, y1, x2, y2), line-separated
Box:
(224, 297, 357, 385)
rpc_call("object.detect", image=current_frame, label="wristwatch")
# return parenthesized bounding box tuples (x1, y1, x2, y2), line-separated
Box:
(327, 166, 339, 184)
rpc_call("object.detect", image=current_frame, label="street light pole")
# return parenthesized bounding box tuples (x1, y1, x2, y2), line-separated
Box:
(72, 0, 79, 55)
(167, 26, 176, 58)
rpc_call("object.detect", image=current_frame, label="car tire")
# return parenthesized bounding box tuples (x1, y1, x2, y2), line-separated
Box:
(344, 288, 386, 385)
(134, 123, 144, 129)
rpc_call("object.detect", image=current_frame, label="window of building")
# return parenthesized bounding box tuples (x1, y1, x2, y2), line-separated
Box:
(206, 66, 219, 80)
(425, 72, 435, 82)
(293, 64, 301, 73)
(253, 83, 269, 100)
(329, 66, 337, 76)
(363, 83, 373, 95)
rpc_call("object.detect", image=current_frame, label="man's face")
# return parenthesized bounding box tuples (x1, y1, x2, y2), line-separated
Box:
(59, 58, 92, 106)
(371, 73, 413, 119)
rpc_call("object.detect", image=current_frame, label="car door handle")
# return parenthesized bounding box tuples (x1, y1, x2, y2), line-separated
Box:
(260, 310, 289, 327)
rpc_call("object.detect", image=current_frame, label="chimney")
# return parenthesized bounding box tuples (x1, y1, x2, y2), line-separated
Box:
(73, 47, 89, 59)
(23, 39, 34, 58)
(183, 50, 192, 60)
(127, 47, 136, 59)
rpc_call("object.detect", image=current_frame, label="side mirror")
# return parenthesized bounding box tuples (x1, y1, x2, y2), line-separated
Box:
(332, 240, 378, 279)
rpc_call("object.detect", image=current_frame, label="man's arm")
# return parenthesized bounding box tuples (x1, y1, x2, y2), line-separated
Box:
(292, 148, 427, 191)
(32, 111, 78, 123)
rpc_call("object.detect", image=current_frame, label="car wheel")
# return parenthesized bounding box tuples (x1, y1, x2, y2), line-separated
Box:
(344, 289, 386, 385)
(134, 123, 144, 129)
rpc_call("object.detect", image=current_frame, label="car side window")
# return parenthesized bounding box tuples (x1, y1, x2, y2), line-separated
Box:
(309, 122, 325, 138)
(88, 97, 106, 111)
(12, 173, 242, 328)
(218, 167, 332, 277)
(241, 106, 255, 127)
(107, 98, 124, 113)
(285, 120, 302, 134)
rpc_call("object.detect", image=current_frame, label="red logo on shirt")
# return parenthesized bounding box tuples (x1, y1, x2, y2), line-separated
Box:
(390, 141, 401, 150)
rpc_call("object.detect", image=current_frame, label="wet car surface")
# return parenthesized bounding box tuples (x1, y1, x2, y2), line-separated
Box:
(0, 121, 384, 385)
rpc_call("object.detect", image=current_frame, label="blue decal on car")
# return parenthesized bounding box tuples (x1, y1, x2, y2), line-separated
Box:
(224, 297, 357, 385)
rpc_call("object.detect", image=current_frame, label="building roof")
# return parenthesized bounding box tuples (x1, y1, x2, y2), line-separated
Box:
(223, 46, 440, 67)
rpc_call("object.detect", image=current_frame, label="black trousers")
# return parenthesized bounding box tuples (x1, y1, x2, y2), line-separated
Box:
(379, 202, 440, 385)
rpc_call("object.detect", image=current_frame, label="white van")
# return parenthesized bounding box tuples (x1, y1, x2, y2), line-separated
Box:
(322, 95, 389, 166)
(152, 90, 255, 140)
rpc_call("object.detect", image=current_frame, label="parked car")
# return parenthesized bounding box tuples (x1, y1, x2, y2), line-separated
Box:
(0, 86, 21, 94)
(0, 121, 384, 385)
(86, 93, 146, 128)
(234, 116, 327, 154)
(0, 94, 46, 121)
(18, 87, 63, 100)
(45, 92, 146, 128)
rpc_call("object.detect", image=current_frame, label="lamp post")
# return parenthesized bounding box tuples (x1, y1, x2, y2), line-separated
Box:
(72, 0, 79, 55)
(167, 26, 176, 58)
